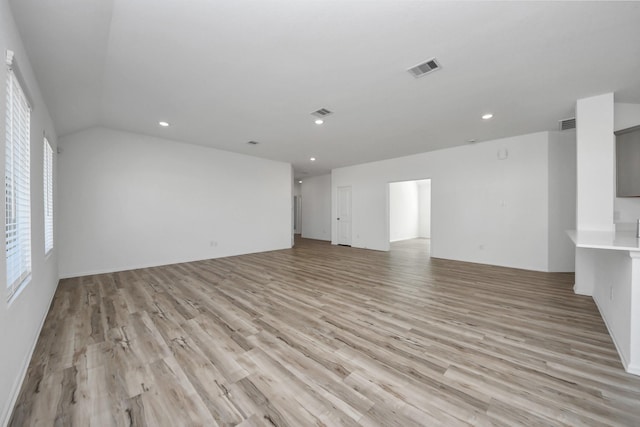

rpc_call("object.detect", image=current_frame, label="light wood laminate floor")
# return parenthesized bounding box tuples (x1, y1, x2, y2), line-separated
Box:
(9, 238, 640, 426)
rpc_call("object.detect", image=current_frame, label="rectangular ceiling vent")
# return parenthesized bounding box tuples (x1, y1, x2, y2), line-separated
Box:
(408, 57, 441, 78)
(559, 117, 576, 131)
(311, 108, 333, 118)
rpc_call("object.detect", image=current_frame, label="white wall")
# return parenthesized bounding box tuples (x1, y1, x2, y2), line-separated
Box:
(0, 1, 60, 424)
(389, 181, 419, 242)
(301, 174, 331, 241)
(576, 93, 615, 232)
(614, 103, 640, 131)
(389, 179, 431, 241)
(417, 180, 431, 238)
(548, 130, 576, 272)
(332, 132, 555, 271)
(572, 99, 640, 375)
(615, 198, 640, 231)
(591, 249, 633, 369)
(58, 127, 292, 278)
(614, 103, 640, 230)
(575, 247, 640, 373)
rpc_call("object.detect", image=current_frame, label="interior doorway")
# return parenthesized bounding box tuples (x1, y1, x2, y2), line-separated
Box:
(388, 179, 431, 249)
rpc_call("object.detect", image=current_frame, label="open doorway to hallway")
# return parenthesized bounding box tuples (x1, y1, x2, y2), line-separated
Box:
(389, 179, 431, 256)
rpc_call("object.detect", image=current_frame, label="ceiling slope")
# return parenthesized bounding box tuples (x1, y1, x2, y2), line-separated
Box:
(9, 1, 640, 177)
(9, 0, 114, 136)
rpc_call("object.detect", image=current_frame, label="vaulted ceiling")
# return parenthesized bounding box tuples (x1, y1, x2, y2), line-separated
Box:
(9, 1, 640, 177)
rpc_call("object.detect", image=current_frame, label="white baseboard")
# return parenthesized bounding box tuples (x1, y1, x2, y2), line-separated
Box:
(59, 245, 292, 279)
(573, 283, 592, 296)
(592, 296, 635, 375)
(1, 281, 59, 427)
(627, 362, 640, 376)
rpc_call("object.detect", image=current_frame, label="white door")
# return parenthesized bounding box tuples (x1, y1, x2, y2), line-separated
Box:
(337, 186, 352, 246)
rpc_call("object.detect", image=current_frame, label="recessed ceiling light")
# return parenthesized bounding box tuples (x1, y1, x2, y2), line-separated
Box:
(298, 180, 302, 184)
(315, 119, 324, 125)
(310, 157, 316, 162)
(482, 113, 493, 120)
(159, 121, 170, 127)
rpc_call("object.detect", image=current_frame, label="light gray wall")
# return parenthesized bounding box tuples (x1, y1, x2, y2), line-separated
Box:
(332, 132, 559, 272)
(301, 174, 331, 241)
(576, 93, 615, 232)
(417, 180, 431, 238)
(548, 130, 576, 272)
(58, 127, 292, 278)
(0, 1, 60, 423)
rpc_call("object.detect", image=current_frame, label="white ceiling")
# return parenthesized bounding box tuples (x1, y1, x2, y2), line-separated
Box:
(9, 0, 640, 178)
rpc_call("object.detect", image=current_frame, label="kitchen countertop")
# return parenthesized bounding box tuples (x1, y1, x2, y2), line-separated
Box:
(567, 230, 640, 251)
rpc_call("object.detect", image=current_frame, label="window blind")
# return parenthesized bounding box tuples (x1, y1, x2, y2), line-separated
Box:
(44, 137, 53, 254)
(5, 67, 31, 299)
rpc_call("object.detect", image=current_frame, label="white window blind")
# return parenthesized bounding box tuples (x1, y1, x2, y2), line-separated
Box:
(44, 137, 53, 254)
(5, 66, 31, 299)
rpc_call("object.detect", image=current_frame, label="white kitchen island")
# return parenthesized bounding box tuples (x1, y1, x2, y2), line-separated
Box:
(568, 230, 640, 375)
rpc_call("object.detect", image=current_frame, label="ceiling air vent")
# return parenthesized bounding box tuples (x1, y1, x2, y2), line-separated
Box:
(311, 108, 333, 118)
(408, 57, 441, 78)
(559, 117, 576, 131)
(247, 140, 259, 145)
